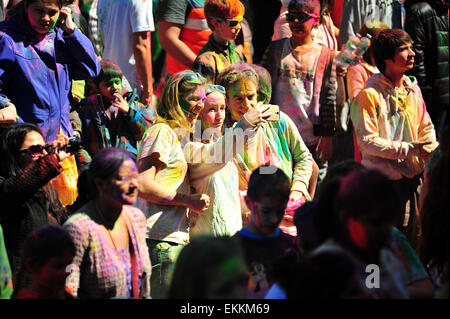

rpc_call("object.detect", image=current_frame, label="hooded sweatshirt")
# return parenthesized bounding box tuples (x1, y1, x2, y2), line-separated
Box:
(0, 13, 100, 142)
(350, 73, 438, 179)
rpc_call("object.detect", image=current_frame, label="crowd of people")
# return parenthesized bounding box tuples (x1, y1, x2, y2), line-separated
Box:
(0, 0, 448, 300)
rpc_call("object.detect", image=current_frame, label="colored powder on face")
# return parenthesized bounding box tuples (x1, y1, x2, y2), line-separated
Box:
(179, 99, 191, 114)
(348, 217, 369, 249)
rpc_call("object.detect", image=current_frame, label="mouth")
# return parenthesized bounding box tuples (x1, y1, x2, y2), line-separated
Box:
(126, 187, 137, 196)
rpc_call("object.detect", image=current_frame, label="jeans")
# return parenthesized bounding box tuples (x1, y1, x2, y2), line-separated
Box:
(147, 239, 184, 299)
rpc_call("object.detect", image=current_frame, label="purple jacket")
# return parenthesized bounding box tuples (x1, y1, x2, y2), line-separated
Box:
(0, 13, 100, 142)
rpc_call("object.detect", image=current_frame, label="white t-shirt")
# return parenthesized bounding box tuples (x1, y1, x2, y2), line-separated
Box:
(136, 123, 190, 245)
(185, 141, 242, 238)
(98, 0, 155, 91)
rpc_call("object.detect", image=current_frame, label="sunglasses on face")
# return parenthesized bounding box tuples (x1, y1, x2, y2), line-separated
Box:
(206, 84, 226, 96)
(286, 11, 316, 24)
(19, 144, 49, 157)
(211, 17, 242, 27)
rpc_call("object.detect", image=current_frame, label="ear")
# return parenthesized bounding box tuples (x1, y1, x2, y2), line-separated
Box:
(209, 18, 221, 31)
(244, 195, 253, 211)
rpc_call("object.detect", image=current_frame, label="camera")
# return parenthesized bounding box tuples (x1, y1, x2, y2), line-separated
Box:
(62, 135, 82, 153)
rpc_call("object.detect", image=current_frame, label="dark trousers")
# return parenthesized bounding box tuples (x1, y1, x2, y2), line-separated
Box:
(392, 175, 423, 252)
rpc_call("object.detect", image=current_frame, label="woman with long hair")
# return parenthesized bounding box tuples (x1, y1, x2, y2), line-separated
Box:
(136, 69, 270, 298)
(0, 123, 71, 291)
(63, 148, 152, 298)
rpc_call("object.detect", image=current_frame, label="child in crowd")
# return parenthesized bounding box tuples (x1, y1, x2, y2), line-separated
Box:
(232, 165, 299, 298)
(185, 84, 242, 238)
(192, 0, 247, 84)
(13, 225, 75, 299)
(261, 0, 337, 185)
(79, 60, 154, 159)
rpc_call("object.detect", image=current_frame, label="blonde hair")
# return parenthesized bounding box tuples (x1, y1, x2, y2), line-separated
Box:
(156, 70, 206, 133)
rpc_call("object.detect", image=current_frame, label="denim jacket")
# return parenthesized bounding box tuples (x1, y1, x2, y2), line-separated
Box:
(0, 13, 100, 142)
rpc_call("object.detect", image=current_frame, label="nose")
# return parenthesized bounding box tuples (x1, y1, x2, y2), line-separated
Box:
(41, 12, 51, 22)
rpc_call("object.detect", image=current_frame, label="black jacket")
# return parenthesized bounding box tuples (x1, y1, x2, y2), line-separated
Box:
(0, 154, 68, 287)
(405, 0, 449, 113)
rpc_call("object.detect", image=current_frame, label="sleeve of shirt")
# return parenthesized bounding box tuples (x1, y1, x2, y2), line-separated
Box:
(184, 119, 256, 180)
(282, 113, 313, 200)
(156, 0, 188, 24)
(123, 97, 154, 142)
(347, 65, 367, 103)
(0, 35, 15, 109)
(130, 0, 155, 33)
(350, 89, 413, 160)
(192, 52, 217, 84)
(138, 124, 175, 172)
(391, 227, 430, 283)
(62, 28, 101, 80)
(416, 92, 438, 154)
(63, 217, 88, 298)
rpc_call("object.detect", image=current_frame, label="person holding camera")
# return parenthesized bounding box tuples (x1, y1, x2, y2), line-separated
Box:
(0, 0, 100, 206)
(0, 123, 74, 292)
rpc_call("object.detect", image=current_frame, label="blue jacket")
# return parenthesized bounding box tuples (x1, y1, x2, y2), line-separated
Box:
(0, 13, 100, 142)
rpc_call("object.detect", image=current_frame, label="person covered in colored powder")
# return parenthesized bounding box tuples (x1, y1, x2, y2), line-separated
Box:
(64, 148, 152, 299)
(78, 60, 154, 160)
(261, 0, 337, 187)
(217, 63, 313, 232)
(192, 0, 247, 84)
(184, 83, 270, 238)
(0, 0, 100, 143)
(350, 28, 438, 250)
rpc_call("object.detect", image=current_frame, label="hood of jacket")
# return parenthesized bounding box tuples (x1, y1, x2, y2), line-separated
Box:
(0, 12, 62, 43)
(366, 73, 420, 95)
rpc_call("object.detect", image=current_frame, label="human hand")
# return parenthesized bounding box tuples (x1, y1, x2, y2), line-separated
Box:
(316, 136, 333, 165)
(0, 102, 18, 124)
(288, 190, 306, 206)
(336, 62, 347, 77)
(188, 194, 210, 213)
(112, 93, 130, 114)
(58, 6, 76, 34)
(51, 135, 71, 162)
(141, 90, 153, 108)
(410, 141, 433, 159)
(243, 102, 272, 127)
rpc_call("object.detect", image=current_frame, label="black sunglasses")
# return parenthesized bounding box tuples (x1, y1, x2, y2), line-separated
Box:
(286, 11, 315, 24)
(19, 144, 49, 157)
(211, 17, 242, 27)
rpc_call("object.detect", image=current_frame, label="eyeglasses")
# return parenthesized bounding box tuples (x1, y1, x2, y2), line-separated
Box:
(206, 84, 226, 96)
(19, 144, 48, 157)
(286, 11, 317, 24)
(211, 17, 242, 27)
